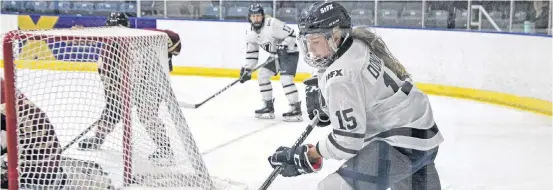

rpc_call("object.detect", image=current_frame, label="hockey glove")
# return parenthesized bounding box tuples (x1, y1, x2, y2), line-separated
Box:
(303, 77, 331, 127)
(239, 67, 252, 83)
(276, 44, 288, 56)
(268, 144, 322, 177)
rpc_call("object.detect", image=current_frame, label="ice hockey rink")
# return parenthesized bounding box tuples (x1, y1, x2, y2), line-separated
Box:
(5, 71, 551, 190)
(169, 76, 552, 190)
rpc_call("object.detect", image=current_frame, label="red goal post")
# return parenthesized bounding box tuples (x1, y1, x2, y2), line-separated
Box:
(2, 27, 246, 190)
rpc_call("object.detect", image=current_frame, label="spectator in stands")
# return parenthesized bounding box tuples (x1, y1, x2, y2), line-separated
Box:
(531, 1, 549, 30)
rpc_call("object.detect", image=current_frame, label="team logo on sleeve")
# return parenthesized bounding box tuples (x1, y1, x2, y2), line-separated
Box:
(260, 42, 273, 52)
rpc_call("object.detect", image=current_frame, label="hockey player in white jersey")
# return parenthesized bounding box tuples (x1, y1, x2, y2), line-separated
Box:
(240, 4, 303, 122)
(267, 2, 444, 190)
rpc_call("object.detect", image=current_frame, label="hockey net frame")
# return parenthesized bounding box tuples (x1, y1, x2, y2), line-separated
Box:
(2, 27, 247, 190)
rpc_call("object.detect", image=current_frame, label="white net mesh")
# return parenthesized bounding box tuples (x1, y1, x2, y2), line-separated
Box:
(1, 27, 247, 190)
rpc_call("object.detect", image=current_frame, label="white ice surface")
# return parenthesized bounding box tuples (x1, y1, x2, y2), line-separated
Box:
(171, 76, 551, 190)
(11, 73, 550, 190)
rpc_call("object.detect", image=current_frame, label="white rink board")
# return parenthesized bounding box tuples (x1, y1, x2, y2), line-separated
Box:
(0, 14, 18, 59)
(0, 14, 550, 101)
(157, 19, 552, 101)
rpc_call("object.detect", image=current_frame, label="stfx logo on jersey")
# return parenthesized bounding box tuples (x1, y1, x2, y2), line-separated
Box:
(325, 69, 343, 81)
(320, 4, 334, 14)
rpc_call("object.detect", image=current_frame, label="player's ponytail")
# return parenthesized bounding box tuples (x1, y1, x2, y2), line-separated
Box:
(352, 26, 410, 80)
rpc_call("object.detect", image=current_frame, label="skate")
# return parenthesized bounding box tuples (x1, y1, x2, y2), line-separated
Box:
(283, 101, 303, 122)
(255, 99, 275, 119)
(148, 146, 175, 166)
(78, 136, 105, 150)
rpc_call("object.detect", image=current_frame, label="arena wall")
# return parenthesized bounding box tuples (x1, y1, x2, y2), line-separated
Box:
(1, 14, 551, 115)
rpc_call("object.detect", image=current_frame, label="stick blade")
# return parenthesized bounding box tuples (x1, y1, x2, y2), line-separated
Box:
(178, 101, 199, 109)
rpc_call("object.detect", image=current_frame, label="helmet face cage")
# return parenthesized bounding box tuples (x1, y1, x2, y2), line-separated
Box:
(297, 30, 338, 69)
(297, 2, 352, 69)
(298, 29, 340, 69)
(248, 5, 264, 29)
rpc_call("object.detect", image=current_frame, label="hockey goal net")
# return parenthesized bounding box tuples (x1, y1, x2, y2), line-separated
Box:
(1, 27, 247, 190)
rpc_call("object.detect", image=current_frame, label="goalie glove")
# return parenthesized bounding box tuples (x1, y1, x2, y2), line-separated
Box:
(268, 144, 322, 177)
(303, 77, 331, 127)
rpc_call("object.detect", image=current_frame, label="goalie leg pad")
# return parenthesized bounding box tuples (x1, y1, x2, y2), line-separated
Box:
(84, 91, 123, 149)
(100, 91, 123, 127)
(135, 94, 175, 166)
(78, 136, 105, 150)
(137, 104, 172, 149)
(60, 157, 115, 190)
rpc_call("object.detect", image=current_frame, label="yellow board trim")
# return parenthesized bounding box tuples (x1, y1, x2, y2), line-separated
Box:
(1, 60, 551, 116)
(0, 60, 98, 71)
(173, 66, 552, 116)
(415, 83, 552, 116)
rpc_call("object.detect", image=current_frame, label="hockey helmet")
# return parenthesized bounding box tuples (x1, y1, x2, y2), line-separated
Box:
(106, 12, 130, 27)
(247, 4, 265, 30)
(297, 1, 352, 69)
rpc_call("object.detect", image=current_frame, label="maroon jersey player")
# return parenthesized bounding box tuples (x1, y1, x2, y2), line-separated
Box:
(0, 78, 113, 189)
(77, 12, 181, 166)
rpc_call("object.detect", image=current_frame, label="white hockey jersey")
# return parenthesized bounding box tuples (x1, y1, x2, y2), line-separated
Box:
(244, 17, 298, 68)
(315, 38, 444, 160)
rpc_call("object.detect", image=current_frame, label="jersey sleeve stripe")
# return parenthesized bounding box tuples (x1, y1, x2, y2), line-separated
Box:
(333, 129, 365, 138)
(327, 133, 359, 155)
(247, 50, 259, 53)
(364, 123, 440, 143)
(246, 57, 258, 60)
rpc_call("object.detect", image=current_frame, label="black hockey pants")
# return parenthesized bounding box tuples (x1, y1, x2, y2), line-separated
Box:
(318, 140, 441, 190)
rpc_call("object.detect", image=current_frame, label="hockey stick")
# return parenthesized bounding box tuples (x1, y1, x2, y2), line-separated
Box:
(60, 123, 96, 153)
(178, 55, 278, 109)
(258, 114, 320, 190)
